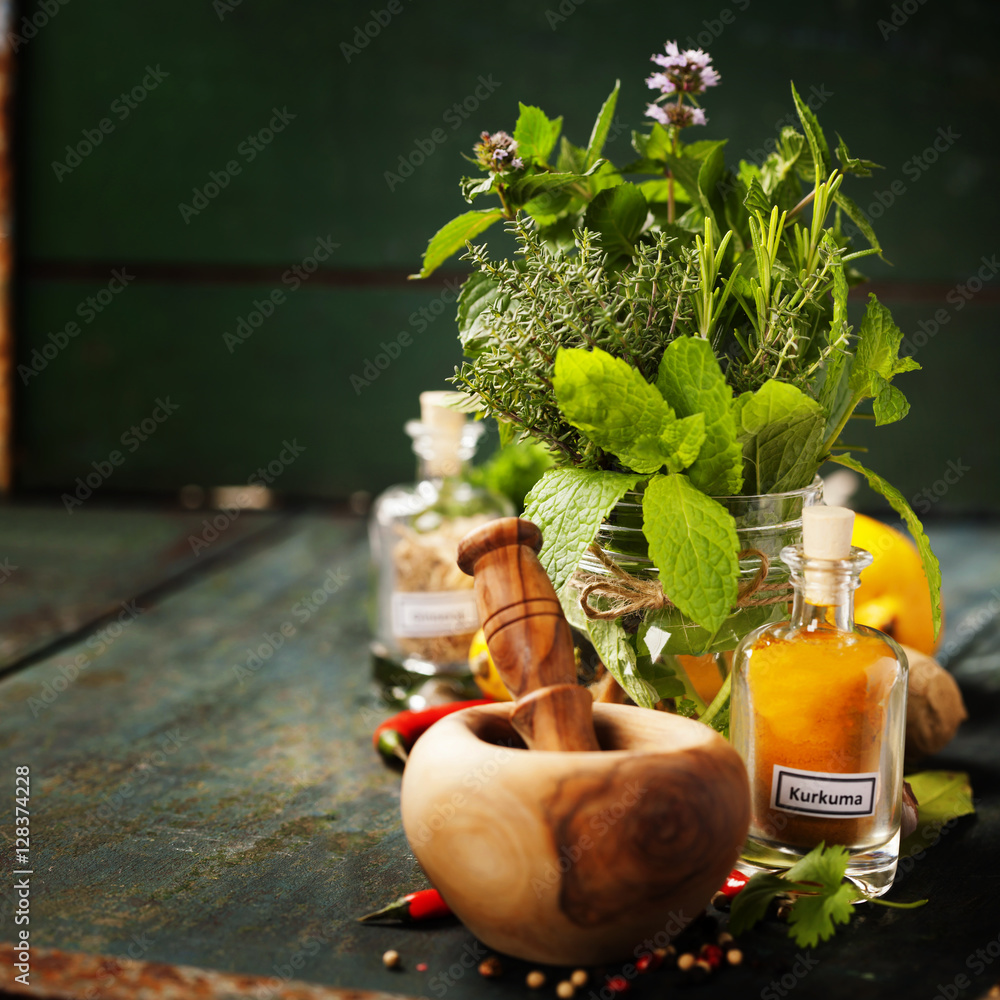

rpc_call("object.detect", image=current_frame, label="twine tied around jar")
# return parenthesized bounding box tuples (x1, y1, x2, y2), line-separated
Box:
(573, 544, 794, 622)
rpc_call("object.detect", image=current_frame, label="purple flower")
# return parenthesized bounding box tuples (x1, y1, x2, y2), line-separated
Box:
(645, 102, 707, 129)
(473, 130, 523, 173)
(647, 40, 720, 96)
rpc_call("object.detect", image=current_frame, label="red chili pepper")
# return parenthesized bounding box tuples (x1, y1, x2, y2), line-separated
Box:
(357, 888, 452, 924)
(373, 699, 493, 762)
(718, 868, 750, 898)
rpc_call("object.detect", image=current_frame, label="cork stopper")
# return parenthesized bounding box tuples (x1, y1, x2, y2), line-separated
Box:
(801, 506, 854, 605)
(415, 391, 468, 478)
(420, 391, 467, 434)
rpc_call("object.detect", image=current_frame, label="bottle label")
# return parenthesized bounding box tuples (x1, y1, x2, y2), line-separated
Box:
(391, 590, 479, 638)
(770, 764, 879, 818)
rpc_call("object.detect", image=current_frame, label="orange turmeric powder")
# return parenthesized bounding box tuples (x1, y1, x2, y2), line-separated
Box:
(745, 626, 898, 849)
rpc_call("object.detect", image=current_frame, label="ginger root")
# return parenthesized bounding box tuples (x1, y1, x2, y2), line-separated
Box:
(903, 644, 967, 761)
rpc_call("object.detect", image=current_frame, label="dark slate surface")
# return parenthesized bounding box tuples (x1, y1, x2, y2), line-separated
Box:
(0, 511, 998, 999)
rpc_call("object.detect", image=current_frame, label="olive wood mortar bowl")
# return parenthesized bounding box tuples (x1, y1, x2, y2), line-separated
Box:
(400, 700, 750, 966)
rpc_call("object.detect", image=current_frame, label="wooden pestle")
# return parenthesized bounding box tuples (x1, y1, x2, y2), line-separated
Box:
(457, 518, 600, 752)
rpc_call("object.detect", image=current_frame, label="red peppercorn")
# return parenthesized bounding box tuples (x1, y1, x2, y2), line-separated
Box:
(700, 944, 724, 969)
(718, 868, 750, 898)
(606, 976, 630, 993)
(635, 952, 661, 973)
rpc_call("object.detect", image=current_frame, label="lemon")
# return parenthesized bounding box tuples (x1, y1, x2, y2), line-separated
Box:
(468, 628, 513, 702)
(852, 512, 940, 655)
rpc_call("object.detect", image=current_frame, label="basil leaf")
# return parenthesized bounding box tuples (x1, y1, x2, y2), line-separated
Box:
(827, 453, 943, 639)
(656, 337, 743, 495)
(513, 103, 563, 164)
(735, 380, 826, 493)
(412, 208, 505, 279)
(522, 467, 641, 592)
(642, 473, 739, 633)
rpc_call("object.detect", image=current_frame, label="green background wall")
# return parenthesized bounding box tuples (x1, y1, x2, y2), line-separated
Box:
(13, 0, 1000, 511)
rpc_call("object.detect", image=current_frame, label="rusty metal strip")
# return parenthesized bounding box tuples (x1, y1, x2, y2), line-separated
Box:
(0, 943, 416, 1000)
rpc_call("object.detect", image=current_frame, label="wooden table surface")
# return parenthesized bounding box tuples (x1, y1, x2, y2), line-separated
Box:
(1, 504, 999, 1000)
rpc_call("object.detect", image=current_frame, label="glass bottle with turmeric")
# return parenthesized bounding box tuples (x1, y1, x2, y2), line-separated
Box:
(730, 505, 908, 896)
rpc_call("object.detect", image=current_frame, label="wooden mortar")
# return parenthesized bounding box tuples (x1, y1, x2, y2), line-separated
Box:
(400, 518, 750, 965)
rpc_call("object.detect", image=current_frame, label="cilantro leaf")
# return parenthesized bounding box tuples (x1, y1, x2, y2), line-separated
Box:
(522, 467, 641, 592)
(827, 453, 942, 640)
(656, 336, 743, 495)
(729, 873, 789, 936)
(642, 473, 739, 633)
(734, 380, 826, 493)
(730, 844, 853, 947)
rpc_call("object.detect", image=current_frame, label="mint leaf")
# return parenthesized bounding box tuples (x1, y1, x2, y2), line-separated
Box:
(456, 272, 507, 358)
(412, 209, 505, 279)
(827, 453, 942, 639)
(743, 177, 772, 215)
(656, 337, 743, 495)
(460, 175, 495, 203)
(507, 168, 600, 205)
(513, 103, 562, 164)
(848, 294, 921, 426)
(585, 80, 620, 169)
(660, 414, 707, 473)
(522, 467, 641, 592)
(588, 618, 659, 708)
(835, 134, 881, 177)
(735, 380, 826, 493)
(584, 183, 648, 257)
(553, 347, 682, 474)
(900, 770, 975, 858)
(790, 81, 831, 183)
(642, 473, 739, 633)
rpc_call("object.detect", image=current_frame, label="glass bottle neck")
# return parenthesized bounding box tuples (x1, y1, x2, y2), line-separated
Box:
(406, 419, 483, 481)
(781, 543, 873, 633)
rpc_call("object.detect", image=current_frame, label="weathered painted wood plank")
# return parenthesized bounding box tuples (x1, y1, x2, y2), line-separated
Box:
(0, 515, 998, 999)
(0, 504, 283, 672)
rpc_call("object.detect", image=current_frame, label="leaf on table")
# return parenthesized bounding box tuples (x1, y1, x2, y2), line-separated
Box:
(642, 473, 739, 633)
(656, 336, 743, 495)
(513, 103, 563, 164)
(899, 770, 975, 858)
(827, 453, 942, 640)
(412, 209, 505, 279)
(553, 347, 699, 474)
(522, 467, 641, 592)
(734, 379, 826, 493)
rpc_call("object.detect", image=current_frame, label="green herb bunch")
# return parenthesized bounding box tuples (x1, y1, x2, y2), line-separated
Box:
(413, 42, 942, 707)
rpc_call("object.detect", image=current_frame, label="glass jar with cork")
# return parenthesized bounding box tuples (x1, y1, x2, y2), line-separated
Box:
(369, 392, 512, 696)
(730, 505, 909, 896)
